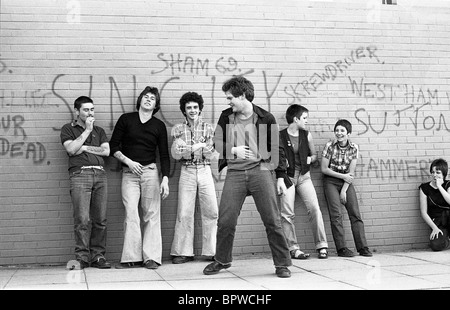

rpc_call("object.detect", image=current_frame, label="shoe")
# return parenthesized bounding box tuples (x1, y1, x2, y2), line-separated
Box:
(91, 257, 111, 269)
(358, 247, 373, 257)
(337, 247, 355, 257)
(172, 256, 194, 264)
(203, 261, 231, 275)
(77, 260, 90, 269)
(275, 267, 291, 278)
(115, 261, 143, 269)
(143, 260, 159, 269)
(290, 249, 310, 259)
(317, 248, 328, 259)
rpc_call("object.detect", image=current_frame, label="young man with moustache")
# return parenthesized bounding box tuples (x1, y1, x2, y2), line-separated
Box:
(110, 86, 170, 269)
(203, 76, 292, 278)
(60, 96, 111, 269)
(170, 92, 218, 264)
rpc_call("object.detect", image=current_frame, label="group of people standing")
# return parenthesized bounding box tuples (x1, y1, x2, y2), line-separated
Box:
(60, 76, 449, 278)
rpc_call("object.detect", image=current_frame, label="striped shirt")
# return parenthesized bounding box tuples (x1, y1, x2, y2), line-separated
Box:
(171, 118, 215, 166)
(322, 139, 359, 174)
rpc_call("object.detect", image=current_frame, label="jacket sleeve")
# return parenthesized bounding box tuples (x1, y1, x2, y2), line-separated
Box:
(214, 113, 231, 158)
(267, 113, 280, 171)
(275, 132, 287, 179)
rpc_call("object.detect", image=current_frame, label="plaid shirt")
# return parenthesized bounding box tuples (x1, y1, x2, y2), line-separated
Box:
(171, 118, 215, 166)
(322, 139, 359, 174)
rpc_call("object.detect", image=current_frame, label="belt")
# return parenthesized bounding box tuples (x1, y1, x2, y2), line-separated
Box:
(81, 165, 104, 171)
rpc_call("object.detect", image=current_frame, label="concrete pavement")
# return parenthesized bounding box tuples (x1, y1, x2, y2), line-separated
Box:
(1, 249, 450, 290)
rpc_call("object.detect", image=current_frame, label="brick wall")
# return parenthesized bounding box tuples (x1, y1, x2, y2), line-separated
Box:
(1, 0, 449, 265)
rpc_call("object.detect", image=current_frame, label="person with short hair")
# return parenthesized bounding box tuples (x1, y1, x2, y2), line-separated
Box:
(419, 158, 450, 251)
(203, 76, 292, 278)
(321, 119, 372, 257)
(170, 91, 218, 264)
(276, 104, 329, 259)
(110, 86, 170, 269)
(60, 96, 111, 269)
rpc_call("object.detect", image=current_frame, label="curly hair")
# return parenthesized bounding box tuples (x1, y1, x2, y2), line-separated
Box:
(179, 92, 204, 116)
(222, 76, 254, 102)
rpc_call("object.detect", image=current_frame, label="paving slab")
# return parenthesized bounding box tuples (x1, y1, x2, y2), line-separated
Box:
(84, 268, 163, 283)
(2, 250, 450, 290)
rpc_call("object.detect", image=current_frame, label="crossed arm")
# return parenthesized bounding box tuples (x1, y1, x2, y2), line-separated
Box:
(63, 133, 109, 157)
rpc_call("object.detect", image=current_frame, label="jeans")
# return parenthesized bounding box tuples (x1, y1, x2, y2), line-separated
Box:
(171, 165, 218, 257)
(323, 175, 368, 251)
(120, 164, 162, 264)
(215, 166, 291, 267)
(69, 168, 107, 263)
(280, 171, 328, 251)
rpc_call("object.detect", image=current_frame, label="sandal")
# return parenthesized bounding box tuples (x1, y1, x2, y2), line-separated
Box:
(290, 249, 310, 260)
(317, 248, 328, 259)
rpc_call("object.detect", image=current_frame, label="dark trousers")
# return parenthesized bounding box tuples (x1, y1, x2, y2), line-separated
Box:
(323, 175, 368, 251)
(69, 169, 107, 263)
(215, 167, 291, 267)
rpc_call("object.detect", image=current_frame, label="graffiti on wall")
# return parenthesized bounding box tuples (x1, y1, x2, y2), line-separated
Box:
(1, 45, 449, 179)
(283, 46, 383, 104)
(349, 77, 450, 136)
(357, 155, 431, 180)
(0, 114, 47, 164)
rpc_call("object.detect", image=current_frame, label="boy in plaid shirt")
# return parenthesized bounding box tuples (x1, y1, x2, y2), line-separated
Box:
(170, 92, 218, 264)
(321, 119, 372, 258)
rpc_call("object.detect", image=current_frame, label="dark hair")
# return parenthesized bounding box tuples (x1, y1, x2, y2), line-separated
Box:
(179, 92, 204, 116)
(74, 96, 93, 110)
(285, 104, 309, 124)
(430, 158, 448, 179)
(136, 86, 160, 114)
(334, 119, 352, 134)
(222, 76, 254, 102)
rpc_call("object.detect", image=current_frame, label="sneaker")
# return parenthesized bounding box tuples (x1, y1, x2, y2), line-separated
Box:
(275, 267, 291, 278)
(337, 247, 355, 257)
(143, 259, 160, 269)
(203, 261, 231, 275)
(172, 256, 194, 264)
(90, 257, 111, 269)
(358, 247, 373, 257)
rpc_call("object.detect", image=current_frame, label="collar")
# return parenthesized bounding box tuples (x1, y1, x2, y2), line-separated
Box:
(222, 103, 269, 118)
(71, 119, 85, 128)
(331, 139, 356, 149)
(184, 116, 204, 128)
